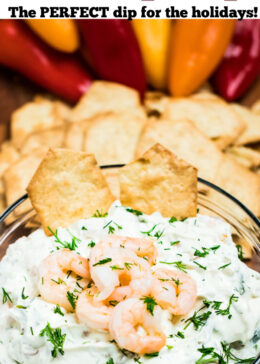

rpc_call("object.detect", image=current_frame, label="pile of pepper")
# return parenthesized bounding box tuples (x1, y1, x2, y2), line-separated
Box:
(0, 19, 259, 102)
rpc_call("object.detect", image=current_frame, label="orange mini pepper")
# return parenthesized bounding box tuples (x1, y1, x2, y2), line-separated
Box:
(169, 20, 236, 96)
(132, 19, 171, 90)
(26, 19, 79, 53)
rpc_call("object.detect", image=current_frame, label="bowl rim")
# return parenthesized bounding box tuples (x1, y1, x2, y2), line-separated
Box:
(0, 163, 259, 363)
(0, 164, 260, 228)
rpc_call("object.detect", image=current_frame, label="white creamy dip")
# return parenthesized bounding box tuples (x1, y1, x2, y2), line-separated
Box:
(0, 201, 259, 364)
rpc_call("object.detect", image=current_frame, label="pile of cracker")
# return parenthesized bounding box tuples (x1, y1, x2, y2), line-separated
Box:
(1, 81, 260, 221)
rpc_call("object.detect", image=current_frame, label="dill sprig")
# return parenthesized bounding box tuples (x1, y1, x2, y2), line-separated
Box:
(140, 296, 158, 316)
(40, 323, 66, 358)
(2, 288, 12, 304)
(184, 310, 211, 330)
(159, 260, 188, 273)
(92, 210, 108, 218)
(54, 304, 64, 316)
(66, 291, 77, 310)
(93, 258, 112, 267)
(48, 227, 80, 251)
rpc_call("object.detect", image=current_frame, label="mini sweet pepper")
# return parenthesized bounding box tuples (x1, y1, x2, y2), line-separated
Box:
(77, 20, 146, 97)
(212, 20, 260, 101)
(26, 19, 79, 53)
(132, 19, 171, 90)
(0, 20, 92, 102)
(169, 20, 236, 96)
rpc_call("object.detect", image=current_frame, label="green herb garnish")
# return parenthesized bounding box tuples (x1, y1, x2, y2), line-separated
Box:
(176, 331, 185, 339)
(40, 323, 66, 358)
(110, 265, 124, 270)
(170, 240, 180, 246)
(109, 300, 119, 307)
(93, 258, 112, 267)
(218, 263, 231, 270)
(51, 278, 65, 285)
(159, 260, 188, 273)
(48, 227, 80, 251)
(193, 261, 207, 270)
(124, 262, 133, 270)
(21, 287, 28, 300)
(193, 247, 210, 258)
(54, 304, 64, 316)
(88, 241, 96, 248)
(126, 208, 143, 216)
(169, 216, 177, 223)
(236, 244, 244, 261)
(144, 352, 159, 357)
(210, 245, 220, 252)
(2, 288, 12, 304)
(141, 224, 157, 236)
(196, 342, 255, 364)
(184, 310, 211, 330)
(103, 220, 122, 234)
(140, 296, 158, 316)
(154, 230, 164, 239)
(106, 359, 115, 364)
(215, 294, 238, 319)
(66, 291, 77, 309)
(92, 210, 108, 218)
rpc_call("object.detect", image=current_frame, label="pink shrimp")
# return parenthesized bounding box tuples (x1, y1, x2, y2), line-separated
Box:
(109, 298, 166, 354)
(89, 244, 152, 301)
(152, 268, 197, 315)
(38, 249, 90, 312)
(76, 286, 113, 332)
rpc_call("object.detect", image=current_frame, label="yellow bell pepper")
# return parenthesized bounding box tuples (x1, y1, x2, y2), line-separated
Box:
(25, 19, 79, 53)
(132, 19, 171, 90)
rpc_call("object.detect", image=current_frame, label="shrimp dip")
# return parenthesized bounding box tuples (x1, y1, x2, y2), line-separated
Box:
(0, 201, 259, 364)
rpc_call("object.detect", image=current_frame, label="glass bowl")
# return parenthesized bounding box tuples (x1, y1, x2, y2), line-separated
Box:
(0, 165, 259, 364)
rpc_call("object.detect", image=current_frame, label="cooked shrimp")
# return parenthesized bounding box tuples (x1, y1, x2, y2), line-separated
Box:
(108, 274, 154, 302)
(153, 268, 197, 315)
(109, 298, 166, 354)
(92, 235, 157, 265)
(76, 286, 113, 332)
(39, 249, 90, 311)
(90, 246, 152, 301)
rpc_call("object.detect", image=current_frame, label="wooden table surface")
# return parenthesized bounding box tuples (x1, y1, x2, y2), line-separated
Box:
(0, 65, 260, 144)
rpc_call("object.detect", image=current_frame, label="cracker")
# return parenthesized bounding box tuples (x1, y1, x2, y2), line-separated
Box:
(34, 95, 71, 121)
(252, 100, 260, 114)
(3, 148, 47, 216)
(0, 143, 19, 194)
(102, 167, 120, 199)
(162, 98, 245, 149)
(11, 100, 65, 148)
(83, 113, 146, 165)
(64, 120, 90, 151)
(135, 118, 223, 182)
(135, 118, 260, 216)
(232, 104, 260, 145)
(213, 155, 260, 217)
(71, 81, 145, 122)
(20, 127, 66, 155)
(27, 149, 115, 235)
(144, 92, 170, 117)
(225, 146, 260, 170)
(120, 143, 197, 219)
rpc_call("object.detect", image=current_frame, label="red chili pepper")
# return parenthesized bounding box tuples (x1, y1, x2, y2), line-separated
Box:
(212, 20, 260, 101)
(77, 20, 146, 97)
(0, 20, 92, 102)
